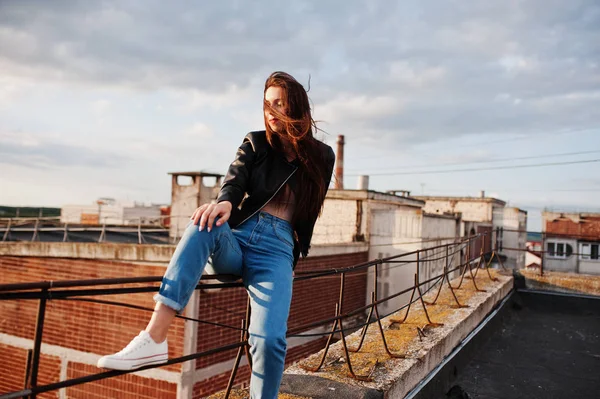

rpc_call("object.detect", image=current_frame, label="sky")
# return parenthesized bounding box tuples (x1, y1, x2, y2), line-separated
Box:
(1, 0, 599, 231)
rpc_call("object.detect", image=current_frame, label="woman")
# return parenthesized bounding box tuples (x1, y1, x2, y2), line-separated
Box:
(98, 71, 335, 398)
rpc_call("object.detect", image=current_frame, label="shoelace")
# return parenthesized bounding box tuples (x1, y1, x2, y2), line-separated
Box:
(119, 333, 149, 355)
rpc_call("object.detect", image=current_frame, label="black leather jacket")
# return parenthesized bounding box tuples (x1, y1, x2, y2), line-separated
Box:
(217, 131, 335, 267)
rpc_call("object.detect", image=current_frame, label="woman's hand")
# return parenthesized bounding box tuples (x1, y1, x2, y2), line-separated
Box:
(191, 201, 233, 232)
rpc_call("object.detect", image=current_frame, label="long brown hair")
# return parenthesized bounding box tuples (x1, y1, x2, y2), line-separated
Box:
(263, 71, 329, 223)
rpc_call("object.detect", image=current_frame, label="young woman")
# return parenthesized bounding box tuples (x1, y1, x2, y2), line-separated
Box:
(98, 71, 335, 398)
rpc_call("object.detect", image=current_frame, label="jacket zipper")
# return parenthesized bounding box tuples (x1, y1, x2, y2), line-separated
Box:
(237, 165, 298, 226)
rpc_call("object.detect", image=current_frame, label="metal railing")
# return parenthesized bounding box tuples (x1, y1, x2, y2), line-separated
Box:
(0, 232, 504, 399)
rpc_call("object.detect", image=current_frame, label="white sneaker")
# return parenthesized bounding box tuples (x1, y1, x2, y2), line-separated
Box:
(97, 330, 168, 370)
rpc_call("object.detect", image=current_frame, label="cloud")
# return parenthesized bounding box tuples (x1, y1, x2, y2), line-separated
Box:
(184, 123, 214, 139)
(0, 0, 598, 149)
(0, 131, 128, 169)
(91, 99, 111, 115)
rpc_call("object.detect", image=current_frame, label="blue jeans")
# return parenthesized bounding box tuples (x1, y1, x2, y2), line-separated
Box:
(155, 211, 295, 399)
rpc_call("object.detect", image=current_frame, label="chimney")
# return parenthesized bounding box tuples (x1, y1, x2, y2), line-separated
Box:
(335, 135, 345, 189)
(357, 175, 369, 190)
(480, 190, 485, 198)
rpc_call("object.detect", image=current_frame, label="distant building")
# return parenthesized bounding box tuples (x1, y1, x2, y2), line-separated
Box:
(0, 171, 370, 398)
(542, 211, 600, 275)
(61, 197, 165, 226)
(413, 194, 529, 269)
(413, 193, 511, 261)
(525, 232, 542, 269)
(168, 171, 223, 240)
(313, 189, 462, 315)
(502, 207, 528, 269)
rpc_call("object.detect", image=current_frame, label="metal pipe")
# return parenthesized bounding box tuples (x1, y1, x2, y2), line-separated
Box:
(335, 135, 345, 189)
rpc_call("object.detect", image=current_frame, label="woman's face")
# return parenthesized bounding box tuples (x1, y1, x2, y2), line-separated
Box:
(264, 85, 286, 133)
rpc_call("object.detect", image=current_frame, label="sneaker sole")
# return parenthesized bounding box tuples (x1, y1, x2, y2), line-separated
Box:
(97, 354, 168, 371)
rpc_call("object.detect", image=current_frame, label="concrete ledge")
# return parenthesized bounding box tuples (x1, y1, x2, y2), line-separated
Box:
(0, 241, 175, 263)
(520, 269, 600, 297)
(309, 243, 369, 257)
(280, 375, 382, 399)
(283, 270, 513, 398)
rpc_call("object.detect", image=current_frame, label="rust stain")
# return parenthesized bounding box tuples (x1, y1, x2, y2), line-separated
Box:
(209, 269, 510, 395)
(208, 389, 311, 399)
(295, 269, 507, 384)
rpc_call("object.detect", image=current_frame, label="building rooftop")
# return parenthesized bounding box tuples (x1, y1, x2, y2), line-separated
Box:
(327, 189, 425, 208)
(450, 290, 599, 399)
(0, 220, 169, 244)
(413, 195, 507, 206)
(168, 171, 223, 177)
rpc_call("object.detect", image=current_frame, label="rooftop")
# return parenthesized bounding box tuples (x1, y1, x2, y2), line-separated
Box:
(168, 171, 224, 177)
(449, 290, 599, 399)
(327, 189, 425, 208)
(413, 195, 507, 206)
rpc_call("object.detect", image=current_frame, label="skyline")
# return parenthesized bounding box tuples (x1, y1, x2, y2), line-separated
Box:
(1, 0, 599, 231)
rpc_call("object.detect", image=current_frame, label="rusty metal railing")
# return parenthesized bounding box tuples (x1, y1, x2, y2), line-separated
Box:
(0, 231, 503, 398)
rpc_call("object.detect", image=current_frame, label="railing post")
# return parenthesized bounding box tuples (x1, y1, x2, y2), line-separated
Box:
(2, 218, 11, 242)
(445, 244, 449, 275)
(416, 251, 420, 285)
(540, 231, 545, 276)
(31, 218, 40, 242)
(99, 222, 106, 243)
(62, 223, 69, 242)
(28, 289, 48, 399)
(23, 349, 32, 397)
(466, 236, 471, 269)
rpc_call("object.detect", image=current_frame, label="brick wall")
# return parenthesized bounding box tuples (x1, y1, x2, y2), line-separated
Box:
(0, 250, 368, 398)
(193, 250, 369, 396)
(0, 343, 61, 399)
(66, 363, 177, 399)
(546, 217, 600, 240)
(0, 256, 184, 398)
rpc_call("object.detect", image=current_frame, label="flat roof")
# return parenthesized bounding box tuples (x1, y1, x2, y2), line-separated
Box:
(168, 171, 223, 177)
(414, 195, 507, 206)
(452, 291, 599, 398)
(326, 189, 425, 208)
(542, 210, 600, 218)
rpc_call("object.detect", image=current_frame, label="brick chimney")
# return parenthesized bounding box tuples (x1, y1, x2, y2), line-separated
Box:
(335, 135, 345, 189)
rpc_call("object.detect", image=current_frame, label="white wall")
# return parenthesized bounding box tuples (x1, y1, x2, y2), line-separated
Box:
(61, 205, 98, 223)
(366, 208, 460, 317)
(368, 207, 422, 318)
(503, 208, 527, 269)
(579, 259, 600, 275)
(543, 238, 578, 272)
(525, 251, 541, 268)
(421, 200, 492, 222)
(122, 206, 162, 225)
(311, 199, 361, 244)
(421, 215, 460, 286)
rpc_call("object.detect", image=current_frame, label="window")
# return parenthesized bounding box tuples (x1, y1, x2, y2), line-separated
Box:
(546, 240, 573, 259)
(547, 242, 555, 256)
(580, 243, 600, 261)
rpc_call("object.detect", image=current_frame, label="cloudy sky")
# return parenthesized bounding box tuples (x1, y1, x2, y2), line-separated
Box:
(1, 0, 599, 230)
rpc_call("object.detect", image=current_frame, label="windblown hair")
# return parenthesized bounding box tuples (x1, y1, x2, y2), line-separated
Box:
(263, 71, 329, 224)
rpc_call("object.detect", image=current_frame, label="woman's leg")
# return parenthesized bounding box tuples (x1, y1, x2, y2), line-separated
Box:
(147, 219, 245, 341)
(98, 220, 244, 370)
(243, 213, 295, 399)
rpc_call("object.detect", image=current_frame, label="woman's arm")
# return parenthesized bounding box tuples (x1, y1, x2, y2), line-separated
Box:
(191, 134, 256, 232)
(216, 135, 256, 210)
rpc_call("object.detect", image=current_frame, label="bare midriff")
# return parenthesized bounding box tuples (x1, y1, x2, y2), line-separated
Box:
(262, 182, 295, 223)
